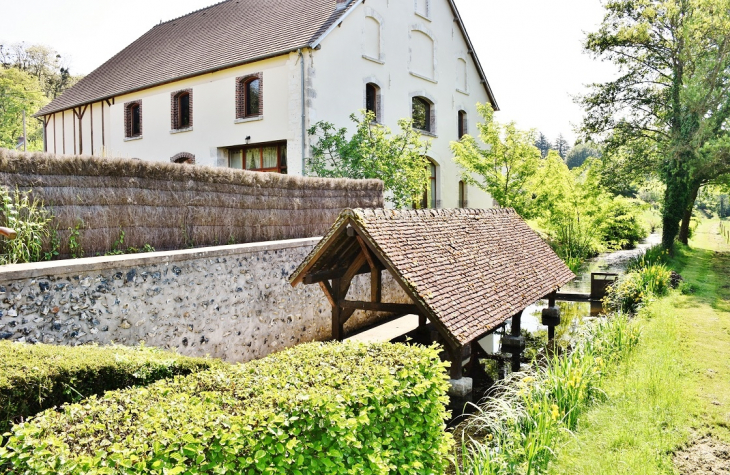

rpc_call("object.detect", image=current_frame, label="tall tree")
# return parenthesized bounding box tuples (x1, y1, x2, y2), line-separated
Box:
(0, 68, 47, 150)
(581, 0, 730, 248)
(553, 133, 571, 159)
(565, 142, 602, 169)
(534, 132, 552, 158)
(307, 111, 431, 209)
(0, 43, 81, 100)
(451, 103, 542, 218)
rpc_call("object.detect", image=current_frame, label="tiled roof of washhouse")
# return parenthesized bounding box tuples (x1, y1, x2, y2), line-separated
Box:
(37, 0, 353, 116)
(291, 208, 575, 347)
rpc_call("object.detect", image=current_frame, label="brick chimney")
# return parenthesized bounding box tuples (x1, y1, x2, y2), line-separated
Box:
(336, 0, 351, 11)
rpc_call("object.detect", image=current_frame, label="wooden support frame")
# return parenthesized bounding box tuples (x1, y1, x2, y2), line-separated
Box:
(73, 104, 88, 155)
(42, 115, 51, 152)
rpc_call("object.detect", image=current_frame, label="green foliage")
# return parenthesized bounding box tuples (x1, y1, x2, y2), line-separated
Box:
(0, 186, 53, 265)
(581, 0, 730, 248)
(104, 229, 156, 256)
(564, 143, 601, 170)
(626, 245, 670, 272)
(451, 103, 542, 218)
(0, 43, 82, 101)
(307, 111, 431, 208)
(456, 314, 640, 474)
(68, 219, 83, 258)
(603, 264, 672, 313)
(0, 342, 218, 436)
(0, 342, 453, 474)
(598, 198, 647, 250)
(0, 68, 47, 151)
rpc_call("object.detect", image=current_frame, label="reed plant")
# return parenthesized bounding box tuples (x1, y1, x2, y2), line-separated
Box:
(0, 186, 53, 265)
(454, 313, 640, 475)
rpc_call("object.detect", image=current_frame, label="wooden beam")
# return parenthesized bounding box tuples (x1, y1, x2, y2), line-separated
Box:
(338, 300, 419, 314)
(304, 267, 349, 285)
(62, 110, 65, 154)
(340, 307, 356, 325)
(90, 102, 94, 155)
(331, 278, 343, 341)
(73, 110, 77, 154)
(101, 101, 105, 148)
(318, 280, 335, 307)
(339, 251, 368, 296)
(371, 268, 381, 303)
(53, 113, 56, 154)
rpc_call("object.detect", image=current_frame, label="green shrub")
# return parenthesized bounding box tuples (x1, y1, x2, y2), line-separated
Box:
(603, 264, 672, 313)
(598, 198, 647, 250)
(0, 342, 453, 474)
(0, 342, 219, 435)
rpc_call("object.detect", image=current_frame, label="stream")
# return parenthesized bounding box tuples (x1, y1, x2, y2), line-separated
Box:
(519, 232, 662, 334)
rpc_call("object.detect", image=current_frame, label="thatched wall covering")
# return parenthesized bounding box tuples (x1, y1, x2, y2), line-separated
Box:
(0, 149, 383, 257)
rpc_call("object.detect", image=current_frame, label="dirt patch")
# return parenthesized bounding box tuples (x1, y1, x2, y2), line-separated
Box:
(674, 437, 730, 474)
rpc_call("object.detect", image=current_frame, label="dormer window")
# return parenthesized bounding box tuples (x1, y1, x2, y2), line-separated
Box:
(412, 96, 432, 132)
(171, 89, 192, 130)
(124, 100, 142, 139)
(236, 74, 263, 119)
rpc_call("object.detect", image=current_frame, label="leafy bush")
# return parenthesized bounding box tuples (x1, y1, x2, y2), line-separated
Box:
(0, 342, 453, 474)
(603, 264, 672, 313)
(598, 198, 647, 250)
(0, 187, 53, 265)
(0, 342, 218, 435)
(455, 314, 640, 474)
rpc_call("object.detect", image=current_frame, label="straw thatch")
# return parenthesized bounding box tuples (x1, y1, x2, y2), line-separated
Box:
(0, 149, 383, 258)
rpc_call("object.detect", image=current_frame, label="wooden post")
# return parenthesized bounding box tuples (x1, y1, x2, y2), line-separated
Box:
(331, 277, 344, 341)
(371, 268, 381, 303)
(542, 291, 560, 341)
(510, 312, 522, 372)
(449, 345, 463, 380)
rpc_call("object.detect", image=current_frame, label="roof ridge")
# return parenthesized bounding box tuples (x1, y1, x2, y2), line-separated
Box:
(155, 0, 233, 27)
(350, 207, 516, 218)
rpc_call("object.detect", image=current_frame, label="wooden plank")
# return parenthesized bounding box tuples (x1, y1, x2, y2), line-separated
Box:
(554, 292, 592, 302)
(318, 281, 335, 307)
(338, 300, 419, 314)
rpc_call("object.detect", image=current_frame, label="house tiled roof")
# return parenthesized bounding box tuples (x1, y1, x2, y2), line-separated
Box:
(291, 208, 574, 347)
(37, 0, 352, 116)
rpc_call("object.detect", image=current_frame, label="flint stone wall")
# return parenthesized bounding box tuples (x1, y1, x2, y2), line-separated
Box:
(0, 237, 410, 362)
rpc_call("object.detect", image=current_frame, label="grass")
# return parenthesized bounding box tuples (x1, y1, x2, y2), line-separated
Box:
(453, 314, 641, 474)
(548, 217, 730, 474)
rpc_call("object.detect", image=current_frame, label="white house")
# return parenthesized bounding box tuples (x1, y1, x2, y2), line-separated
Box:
(37, 0, 498, 209)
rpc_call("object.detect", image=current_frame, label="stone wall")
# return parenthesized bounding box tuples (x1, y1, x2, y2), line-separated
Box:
(0, 238, 410, 362)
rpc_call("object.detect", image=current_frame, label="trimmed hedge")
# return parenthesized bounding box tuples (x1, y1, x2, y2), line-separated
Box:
(0, 341, 220, 435)
(0, 342, 453, 474)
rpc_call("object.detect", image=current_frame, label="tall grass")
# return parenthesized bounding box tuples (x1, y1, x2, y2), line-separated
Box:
(454, 314, 640, 475)
(0, 187, 53, 265)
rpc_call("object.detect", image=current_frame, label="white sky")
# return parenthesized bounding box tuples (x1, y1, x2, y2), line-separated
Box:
(1, 0, 617, 145)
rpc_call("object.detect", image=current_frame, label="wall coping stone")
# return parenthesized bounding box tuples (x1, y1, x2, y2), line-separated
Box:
(0, 237, 323, 280)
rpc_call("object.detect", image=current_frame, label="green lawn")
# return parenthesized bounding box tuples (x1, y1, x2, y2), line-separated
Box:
(549, 218, 730, 474)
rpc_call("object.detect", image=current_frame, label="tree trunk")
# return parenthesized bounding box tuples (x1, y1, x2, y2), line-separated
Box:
(661, 156, 693, 251)
(678, 183, 701, 245)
